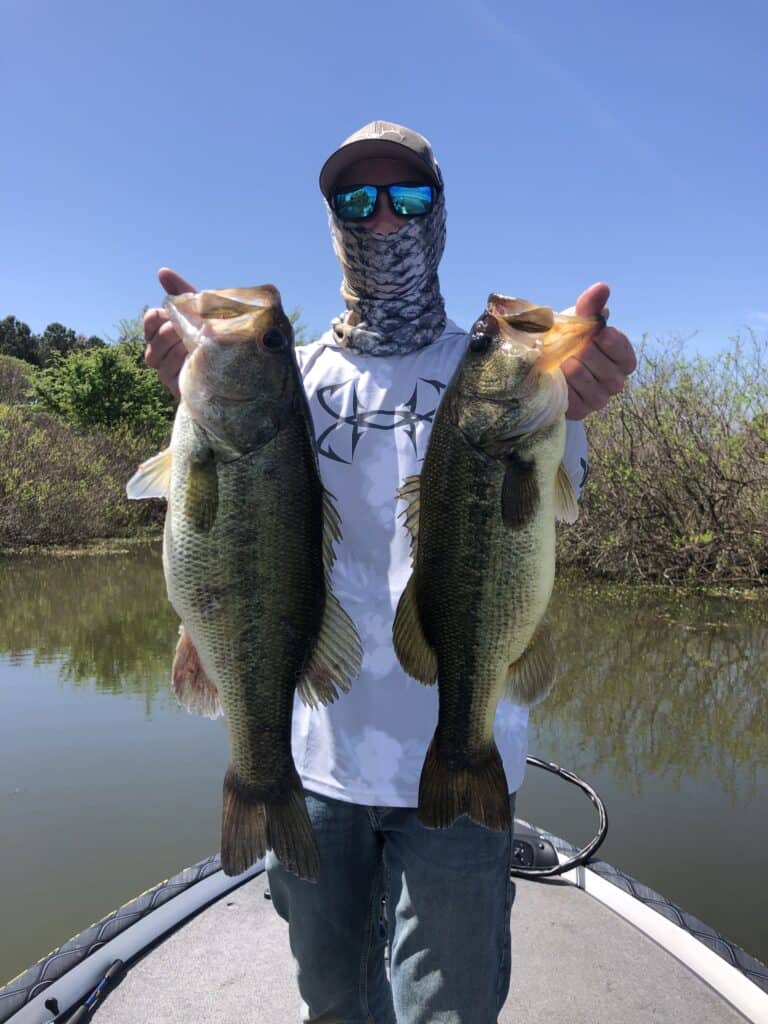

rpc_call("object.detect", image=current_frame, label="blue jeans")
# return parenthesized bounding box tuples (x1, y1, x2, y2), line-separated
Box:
(265, 790, 517, 1024)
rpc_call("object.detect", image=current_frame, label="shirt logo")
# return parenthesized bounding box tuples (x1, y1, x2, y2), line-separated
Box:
(314, 377, 447, 464)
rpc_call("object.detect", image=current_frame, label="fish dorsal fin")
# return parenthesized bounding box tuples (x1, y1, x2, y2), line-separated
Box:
(297, 593, 362, 708)
(322, 489, 342, 580)
(397, 474, 421, 562)
(503, 620, 556, 706)
(126, 447, 173, 500)
(392, 574, 438, 685)
(297, 490, 362, 708)
(555, 462, 579, 524)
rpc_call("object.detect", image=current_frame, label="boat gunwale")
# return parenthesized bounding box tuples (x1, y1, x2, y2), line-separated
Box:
(2, 826, 767, 1023)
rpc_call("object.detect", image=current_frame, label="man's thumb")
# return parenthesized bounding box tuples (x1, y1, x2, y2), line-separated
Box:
(575, 282, 610, 319)
(158, 267, 196, 297)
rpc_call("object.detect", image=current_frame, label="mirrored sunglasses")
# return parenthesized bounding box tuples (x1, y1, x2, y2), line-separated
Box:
(331, 183, 435, 221)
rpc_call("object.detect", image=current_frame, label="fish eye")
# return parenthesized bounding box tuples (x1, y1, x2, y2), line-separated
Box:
(262, 329, 288, 351)
(469, 332, 492, 354)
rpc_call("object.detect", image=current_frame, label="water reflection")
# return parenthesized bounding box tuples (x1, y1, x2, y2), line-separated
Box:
(0, 552, 766, 792)
(0, 544, 178, 711)
(539, 583, 768, 799)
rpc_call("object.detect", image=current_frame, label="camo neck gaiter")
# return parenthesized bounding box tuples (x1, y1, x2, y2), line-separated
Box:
(328, 190, 447, 356)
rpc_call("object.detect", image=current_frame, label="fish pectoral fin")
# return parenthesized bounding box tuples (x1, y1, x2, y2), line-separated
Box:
(184, 455, 218, 532)
(501, 453, 539, 528)
(392, 574, 438, 685)
(554, 462, 579, 524)
(172, 627, 222, 718)
(504, 620, 556, 706)
(396, 474, 421, 562)
(126, 447, 173, 500)
(298, 592, 362, 708)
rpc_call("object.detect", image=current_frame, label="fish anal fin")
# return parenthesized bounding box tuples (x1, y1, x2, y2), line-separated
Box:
(504, 620, 556, 706)
(392, 575, 437, 685)
(501, 454, 539, 528)
(298, 592, 362, 708)
(126, 447, 173, 500)
(172, 627, 222, 718)
(555, 462, 579, 524)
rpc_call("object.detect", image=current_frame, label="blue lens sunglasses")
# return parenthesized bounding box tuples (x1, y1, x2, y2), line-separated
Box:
(331, 182, 435, 221)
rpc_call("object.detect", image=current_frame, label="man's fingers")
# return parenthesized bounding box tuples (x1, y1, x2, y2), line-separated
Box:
(158, 267, 196, 296)
(563, 356, 613, 420)
(143, 307, 169, 343)
(146, 337, 185, 397)
(594, 326, 637, 376)
(145, 320, 183, 365)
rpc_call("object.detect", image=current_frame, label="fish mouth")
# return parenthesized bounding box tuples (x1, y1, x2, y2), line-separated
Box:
(165, 286, 285, 355)
(487, 293, 604, 373)
(463, 386, 529, 405)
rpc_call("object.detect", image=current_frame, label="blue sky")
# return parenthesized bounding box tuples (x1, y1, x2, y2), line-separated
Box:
(2, 0, 765, 356)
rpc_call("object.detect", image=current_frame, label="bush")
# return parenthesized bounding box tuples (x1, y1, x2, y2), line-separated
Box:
(32, 344, 175, 445)
(0, 405, 166, 547)
(558, 331, 768, 586)
(0, 355, 36, 404)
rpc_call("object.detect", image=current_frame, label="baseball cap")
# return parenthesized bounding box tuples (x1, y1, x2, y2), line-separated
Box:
(319, 120, 443, 199)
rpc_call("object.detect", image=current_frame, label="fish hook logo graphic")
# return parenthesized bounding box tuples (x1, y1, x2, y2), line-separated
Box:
(315, 378, 447, 464)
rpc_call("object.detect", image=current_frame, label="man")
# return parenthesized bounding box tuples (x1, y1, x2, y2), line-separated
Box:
(144, 121, 636, 1023)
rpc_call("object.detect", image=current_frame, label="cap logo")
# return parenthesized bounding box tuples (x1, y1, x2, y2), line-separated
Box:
(373, 121, 406, 142)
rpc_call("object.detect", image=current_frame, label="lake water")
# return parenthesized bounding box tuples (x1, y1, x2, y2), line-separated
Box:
(1, 545, 766, 986)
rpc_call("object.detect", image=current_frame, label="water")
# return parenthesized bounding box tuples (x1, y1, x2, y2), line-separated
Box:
(1, 547, 766, 986)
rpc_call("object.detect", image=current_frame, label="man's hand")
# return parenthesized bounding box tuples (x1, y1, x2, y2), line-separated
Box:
(144, 267, 196, 398)
(562, 283, 637, 421)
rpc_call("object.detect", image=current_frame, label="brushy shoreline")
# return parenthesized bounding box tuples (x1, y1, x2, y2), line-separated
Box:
(0, 533, 162, 559)
(2, 332, 766, 588)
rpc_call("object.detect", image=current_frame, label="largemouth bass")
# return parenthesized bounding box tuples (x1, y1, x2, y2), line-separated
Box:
(392, 295, 603, 831)
(127, 285, 361, 880)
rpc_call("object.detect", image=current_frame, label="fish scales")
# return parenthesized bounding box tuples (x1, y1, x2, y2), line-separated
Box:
(416, 406, 561, 755)
(164, 405, 325, 789)
(128, 285, 361, 882)
(393, 294, 602, 832)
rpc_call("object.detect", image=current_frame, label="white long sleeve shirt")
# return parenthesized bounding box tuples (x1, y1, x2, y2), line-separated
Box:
(290, 320, 588, 807)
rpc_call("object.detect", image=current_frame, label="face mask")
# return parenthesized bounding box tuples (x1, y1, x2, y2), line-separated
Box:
(328, 189, 447, 356)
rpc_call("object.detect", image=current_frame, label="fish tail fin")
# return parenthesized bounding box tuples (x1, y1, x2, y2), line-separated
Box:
(418, 737, 511, 832)
(221, 768, 320, 882)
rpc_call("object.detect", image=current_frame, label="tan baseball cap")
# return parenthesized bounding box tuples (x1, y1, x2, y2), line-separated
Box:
(319, 120, 443, 199)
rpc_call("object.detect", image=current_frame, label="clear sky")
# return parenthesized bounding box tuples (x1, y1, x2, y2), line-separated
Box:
(2, 0, 765, 356)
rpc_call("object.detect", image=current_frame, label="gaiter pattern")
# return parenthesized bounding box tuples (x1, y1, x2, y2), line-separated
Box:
(328, 190, 447, 356)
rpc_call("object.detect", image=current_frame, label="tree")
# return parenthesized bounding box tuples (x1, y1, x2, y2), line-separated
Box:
(0, 316, 40, 365)
(39, 322, 80, 365)
(78, 334, 106, 351)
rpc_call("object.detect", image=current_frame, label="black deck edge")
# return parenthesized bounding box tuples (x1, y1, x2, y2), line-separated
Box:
(521, 818, 768, 995)
(0, 854, 234, 1023)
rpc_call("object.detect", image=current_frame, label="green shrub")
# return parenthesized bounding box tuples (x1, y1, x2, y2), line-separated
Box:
(0, 406, 166, 547)
(32, 344, 175, 445)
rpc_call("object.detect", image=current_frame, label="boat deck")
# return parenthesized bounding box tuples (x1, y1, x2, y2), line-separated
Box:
(93, 871, 744, 1024)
